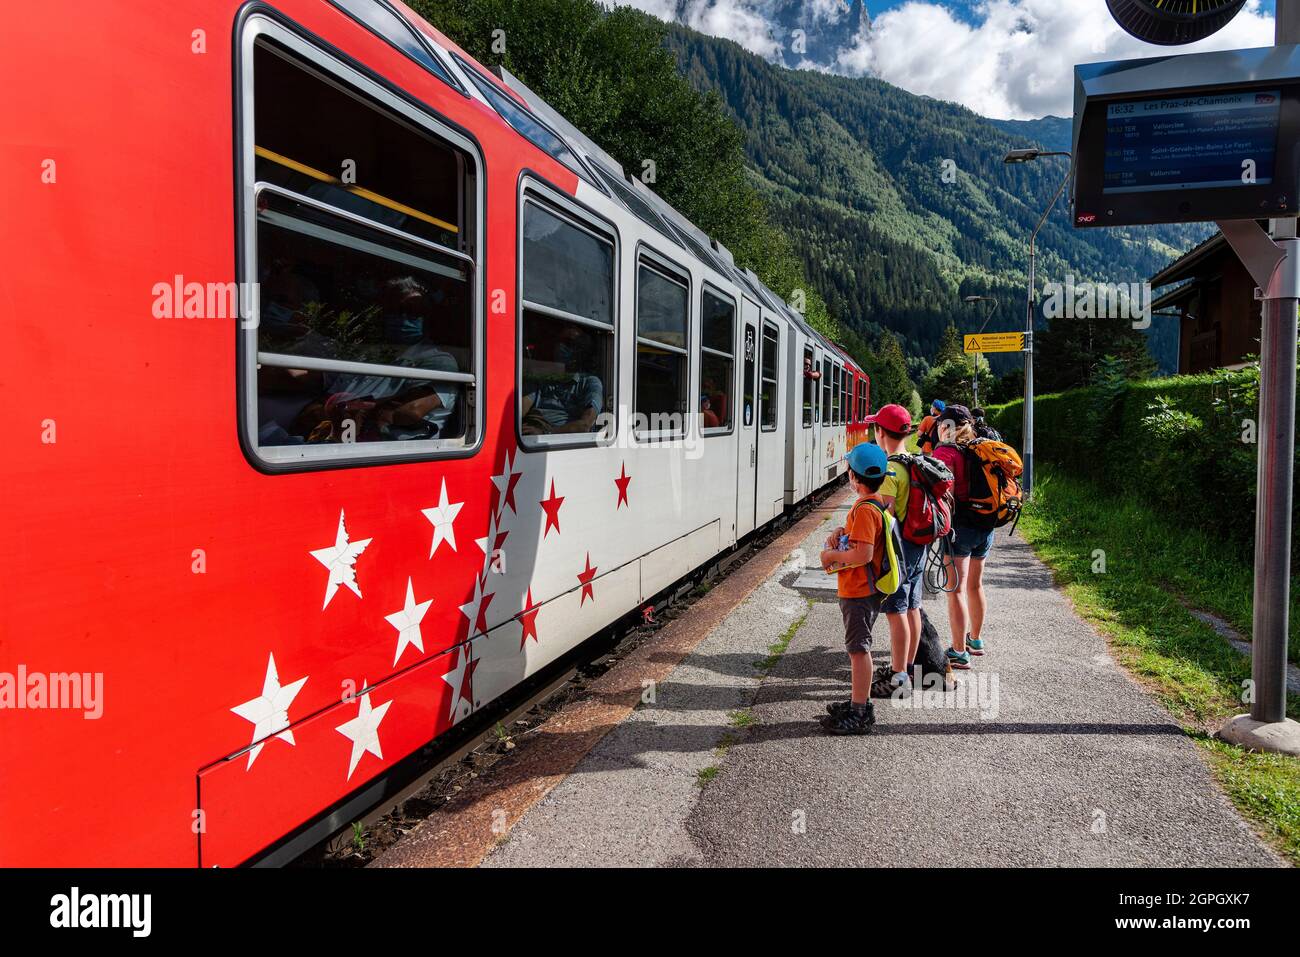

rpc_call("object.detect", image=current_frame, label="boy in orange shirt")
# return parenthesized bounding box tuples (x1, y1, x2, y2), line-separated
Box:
(819, 443, 890, 735)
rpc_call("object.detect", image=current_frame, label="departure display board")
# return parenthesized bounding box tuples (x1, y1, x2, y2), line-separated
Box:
(1103, 90, 1282, 194)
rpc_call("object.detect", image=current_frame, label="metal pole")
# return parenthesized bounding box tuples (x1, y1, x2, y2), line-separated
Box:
(1022, 161, 1072, 496)
(1024, 240, 1035, 494)
(1252, 261, 1297, 723)
(1252, 0, 1300, 725)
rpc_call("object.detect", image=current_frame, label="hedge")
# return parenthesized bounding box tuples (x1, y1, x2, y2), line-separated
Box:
(987, 365, 1300, 567)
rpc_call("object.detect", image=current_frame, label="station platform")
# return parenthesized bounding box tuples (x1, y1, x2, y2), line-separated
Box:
(375, 491, 1281, 868)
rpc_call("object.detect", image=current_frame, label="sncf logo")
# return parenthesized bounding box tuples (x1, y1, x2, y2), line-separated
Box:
(1076, 213, 1098, 224)
(1256, 93, 1278, 105)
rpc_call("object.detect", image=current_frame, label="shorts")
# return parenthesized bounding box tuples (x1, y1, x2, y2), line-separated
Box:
(951, 523, 995, 560)
(839, 595, 882, 654)
(881, 537, 925, 615)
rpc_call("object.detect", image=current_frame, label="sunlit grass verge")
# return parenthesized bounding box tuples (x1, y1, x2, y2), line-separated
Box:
(1019, 467, 1300, 864)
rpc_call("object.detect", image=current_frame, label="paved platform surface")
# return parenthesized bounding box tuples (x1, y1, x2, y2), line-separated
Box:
(399, 494, 1282, 868)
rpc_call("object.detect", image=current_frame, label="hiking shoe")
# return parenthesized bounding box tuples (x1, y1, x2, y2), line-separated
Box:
(826, 699, 854, 717)
(967, 634, 985, 656)
(946, 647, 972, 670)
(871, 672, 913, 699)
(820, 703, 875, 735)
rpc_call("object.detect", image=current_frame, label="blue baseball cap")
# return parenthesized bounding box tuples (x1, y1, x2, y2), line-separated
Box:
(846, 442, 889, 479)
(932, 400, 946, 412)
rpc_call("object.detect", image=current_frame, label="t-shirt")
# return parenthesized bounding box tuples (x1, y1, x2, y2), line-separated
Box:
(526, 374, 604, 430)
(918, 415, 937, 453)
(838, 495, 885, 599)
(933, 443, 967, 500)
(880, 459, 911, 525)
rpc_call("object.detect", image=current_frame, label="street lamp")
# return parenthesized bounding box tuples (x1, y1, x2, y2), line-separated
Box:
(1003, 148, 1072, 499)
(962, 295, 997, 407)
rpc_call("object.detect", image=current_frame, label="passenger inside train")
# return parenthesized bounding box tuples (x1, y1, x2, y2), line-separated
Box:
(521, 313, 607, 435)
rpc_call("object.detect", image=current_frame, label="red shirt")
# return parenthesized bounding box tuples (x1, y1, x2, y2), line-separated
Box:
(933, 443, 966, 497)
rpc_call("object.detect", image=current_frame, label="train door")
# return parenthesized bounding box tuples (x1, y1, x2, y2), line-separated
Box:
(755, 318, 783, 523)
(736, 299, 760, 538)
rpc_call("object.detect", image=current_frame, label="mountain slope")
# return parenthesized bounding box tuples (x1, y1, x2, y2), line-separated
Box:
(668, 28, 1205, 365)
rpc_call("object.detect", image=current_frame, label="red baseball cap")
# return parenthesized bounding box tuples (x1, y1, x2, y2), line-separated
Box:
(864, 403, 913, 434)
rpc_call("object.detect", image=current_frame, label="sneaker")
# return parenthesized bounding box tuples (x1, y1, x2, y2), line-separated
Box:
(967, 634, 985, 656)
(826, 699, 854, 717)
(946, 647, 972, 670)
(820, 703, 875, 735)
(871, 671, 913, 699)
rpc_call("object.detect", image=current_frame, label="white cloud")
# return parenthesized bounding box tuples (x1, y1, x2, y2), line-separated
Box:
(840, 0, 1275, 119)
(617, 0, 1277, 120)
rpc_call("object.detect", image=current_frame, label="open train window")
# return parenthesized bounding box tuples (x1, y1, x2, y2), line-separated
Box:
(635, 255, 690, 438)
(802, 346, 814, 428)
(519, 194, 616, 448)
(700, 288, 735, 435)
(240, 27, 482, 468)
(760, 322, 779, 432)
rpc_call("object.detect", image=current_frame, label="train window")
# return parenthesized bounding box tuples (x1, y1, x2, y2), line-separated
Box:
(821, 358, 832, 424)
(636, 258, 690, 436)
(760, 322, 779, 432)
(700, 289, 735, 433)
(831, 365, 841, 425)
(840, 368, 849, 425)
(455, 57, 601, 191)
(802, 347, 814, 428)
(244, 35, 480, 466)
(742, 324, 756, 429)
(520, 198, 615, 447)
(328, 0, 460, 92)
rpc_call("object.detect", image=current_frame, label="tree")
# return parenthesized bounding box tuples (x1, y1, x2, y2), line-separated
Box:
(1035, 308, 1157, 392)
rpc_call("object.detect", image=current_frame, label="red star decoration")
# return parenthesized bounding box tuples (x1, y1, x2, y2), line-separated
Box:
(517, 588, 540, 649)
(459, 654, 480, 708)
(540, 479, 565, 537)
(475, 590, 494, 636)
(577, 553, 598, 606)
(614, 462, 632, 509)
(502, 471, 523, 516)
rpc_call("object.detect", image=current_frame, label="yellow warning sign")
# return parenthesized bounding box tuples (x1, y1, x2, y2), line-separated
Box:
(964, 332, 1025, 354)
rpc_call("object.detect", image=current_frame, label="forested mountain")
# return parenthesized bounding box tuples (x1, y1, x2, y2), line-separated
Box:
(667, 28, 1208, 369)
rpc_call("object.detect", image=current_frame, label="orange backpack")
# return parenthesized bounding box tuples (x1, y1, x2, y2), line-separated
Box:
(957, 439, 1024, 532)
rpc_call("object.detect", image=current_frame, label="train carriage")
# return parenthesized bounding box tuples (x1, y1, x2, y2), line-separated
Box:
(1, 0, 868, 866)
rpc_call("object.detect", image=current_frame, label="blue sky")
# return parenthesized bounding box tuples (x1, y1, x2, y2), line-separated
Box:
(623, 1, 1279, 118)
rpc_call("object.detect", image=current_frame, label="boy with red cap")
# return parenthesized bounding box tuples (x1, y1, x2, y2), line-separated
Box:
(864, 403, 924, 697)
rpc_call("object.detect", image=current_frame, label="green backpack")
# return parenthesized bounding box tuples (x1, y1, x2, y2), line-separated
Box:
(849, 499, 904, 596)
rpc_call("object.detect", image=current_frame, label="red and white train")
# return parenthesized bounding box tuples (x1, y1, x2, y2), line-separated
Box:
(2, 0, 871, 866)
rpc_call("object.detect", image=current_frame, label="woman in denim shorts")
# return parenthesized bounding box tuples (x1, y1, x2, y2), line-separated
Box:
(931, 405, 993, 670)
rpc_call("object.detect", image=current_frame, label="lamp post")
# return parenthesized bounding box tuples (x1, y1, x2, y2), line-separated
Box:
(962, 294, 998, 407)
(1004, 148, 1072, 499)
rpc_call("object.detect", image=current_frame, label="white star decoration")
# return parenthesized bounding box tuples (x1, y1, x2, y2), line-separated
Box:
(441, 645, 477, 723)
(230, 653, 309, 770)
(385, 578, 433, 667)
(310, 510, 372, 609)
(335, 686, 392, 781)
(421, 478, 464, 558)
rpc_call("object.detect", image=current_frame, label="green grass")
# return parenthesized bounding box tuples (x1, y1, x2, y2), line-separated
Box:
(728, 709, 756, 729)
(754, 601, 811, 673)
(696, 765, 721, 787)
(1019, 468, 1300, 863)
